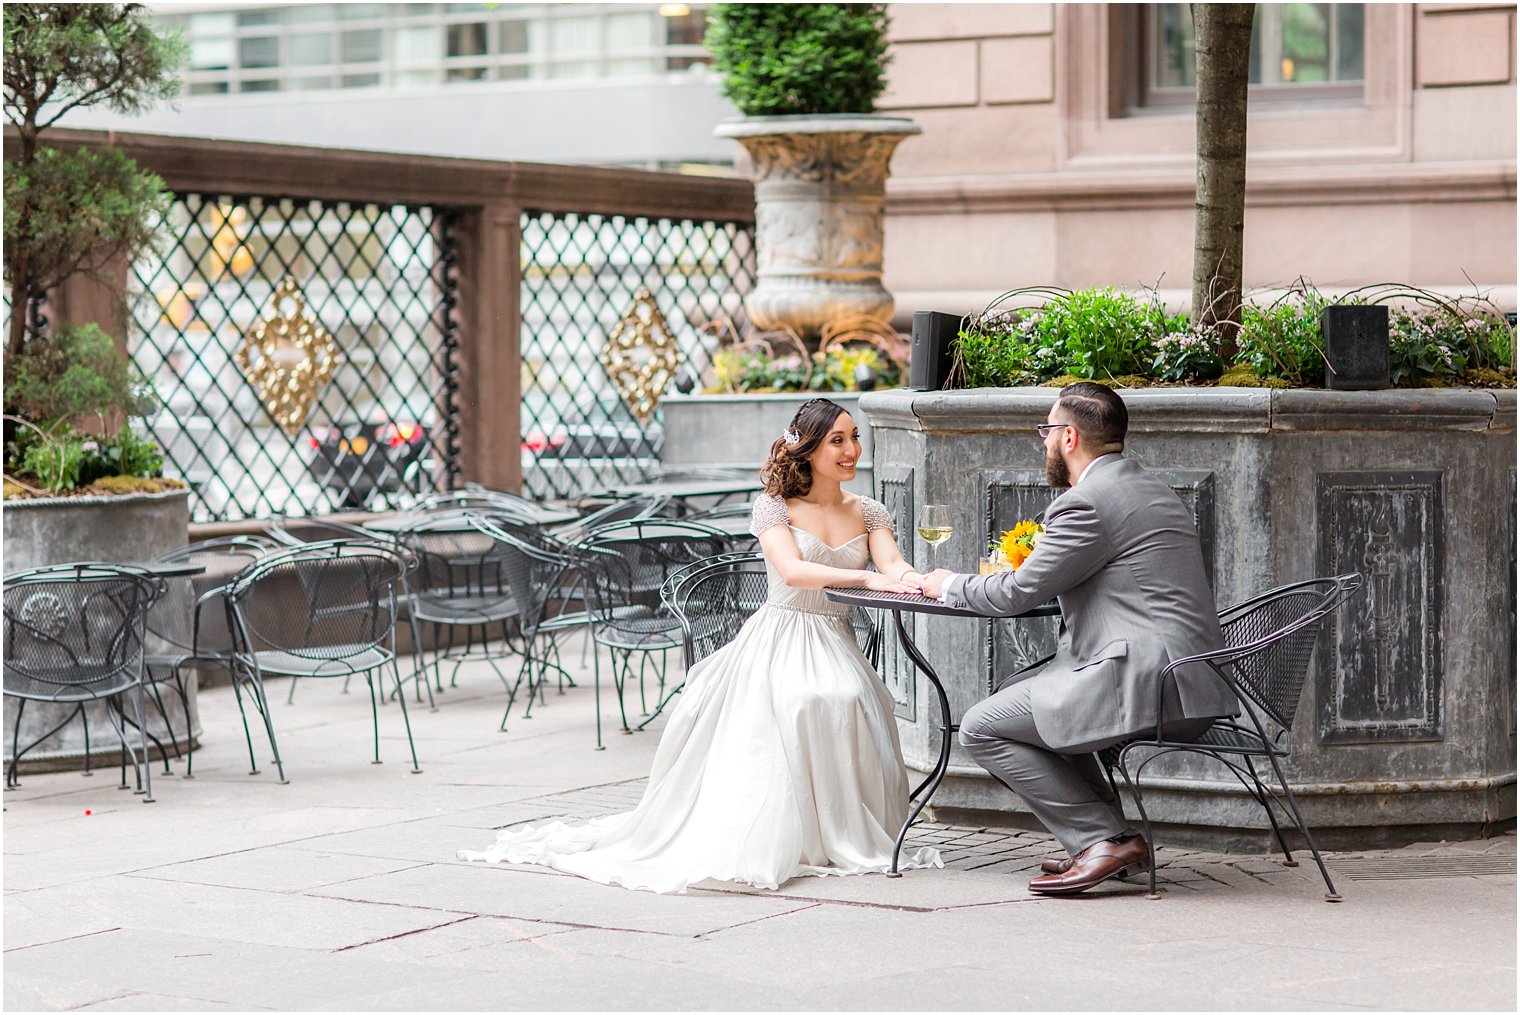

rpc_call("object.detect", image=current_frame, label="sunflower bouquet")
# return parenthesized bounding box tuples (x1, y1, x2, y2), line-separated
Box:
(983, 519, 1045, 572)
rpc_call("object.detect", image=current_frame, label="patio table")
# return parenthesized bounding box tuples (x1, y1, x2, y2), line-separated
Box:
(824, 586, 1059, 876)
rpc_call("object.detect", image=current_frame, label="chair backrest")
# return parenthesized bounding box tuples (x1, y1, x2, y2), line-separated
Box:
(553, 495, 672, 543)
(147, 536, 273, 653)
(467, 513, 578, 629)
(266, 515, 378, 547)
(581, 520, 731, 606)
(2, 564, 163, 700)
(666, 555, 769, 666)
(396, 511, 512, 599)
(1213, 573, 1364, 730)
(419, 487, 549, 523)
(224, 541, 406, 659)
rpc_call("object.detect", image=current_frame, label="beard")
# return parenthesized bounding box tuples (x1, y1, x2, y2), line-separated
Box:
(1045, 445, 1071, 489)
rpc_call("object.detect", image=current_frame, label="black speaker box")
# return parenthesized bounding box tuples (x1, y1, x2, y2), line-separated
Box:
(909, 310, 963, 391)
(1320, 304, 1389, 390)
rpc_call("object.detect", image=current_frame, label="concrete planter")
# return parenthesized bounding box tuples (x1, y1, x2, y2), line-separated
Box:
(3, 488, 194, 770)
(662, 391, 873, 496)
(859, 386, 1516, 849)
(715, 115, 920, 339)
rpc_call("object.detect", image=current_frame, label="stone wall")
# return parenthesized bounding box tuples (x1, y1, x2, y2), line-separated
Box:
(859, 386, 1516, 849)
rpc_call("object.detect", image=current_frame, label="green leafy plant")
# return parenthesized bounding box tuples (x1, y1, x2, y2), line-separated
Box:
(1152, 324, 1226, 382)
(1031, 288, 1169, 381)
(1388, 309, 1468, 387)
(1235, 291, 1330, 386)
(953, 288, 1173, 388)
(706, 3, 891, 116)
(3, 322, 156, 422)
(2, 3, 183, 496)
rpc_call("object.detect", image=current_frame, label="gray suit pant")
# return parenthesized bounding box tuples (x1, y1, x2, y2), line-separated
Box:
(958, 681, 1213, 858)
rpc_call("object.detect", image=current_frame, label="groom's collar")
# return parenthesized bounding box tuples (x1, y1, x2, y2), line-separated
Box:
(1075, 453, 1123, 486)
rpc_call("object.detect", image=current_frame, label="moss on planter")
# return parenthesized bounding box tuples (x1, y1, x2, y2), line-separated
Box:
(1, 475, 185, 500)
(1217, 365, 1291, 388)
(1463, 367, 1515, 388)
(1042, 374, 1150, 389)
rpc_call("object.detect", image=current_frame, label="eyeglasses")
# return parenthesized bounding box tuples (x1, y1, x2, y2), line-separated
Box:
(1035, 423, 1071, 439)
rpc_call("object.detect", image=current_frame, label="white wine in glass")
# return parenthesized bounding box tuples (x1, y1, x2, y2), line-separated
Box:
(918, 504, 954, 570)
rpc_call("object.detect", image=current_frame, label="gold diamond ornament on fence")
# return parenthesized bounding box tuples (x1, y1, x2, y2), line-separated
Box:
(235, 276, 340, 436)
(600, 287, 681, 425)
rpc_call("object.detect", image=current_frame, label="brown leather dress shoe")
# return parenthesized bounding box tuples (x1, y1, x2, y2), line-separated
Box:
(1040, 856, 1075, 875)
(1027, 835, 1151, 895)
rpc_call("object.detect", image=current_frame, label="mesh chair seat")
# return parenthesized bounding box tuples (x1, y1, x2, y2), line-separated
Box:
(598, 626, 684, 650)
(3, 667, 140, 702)
(245, 645, 395, 677)
(409, 592, 522, 626)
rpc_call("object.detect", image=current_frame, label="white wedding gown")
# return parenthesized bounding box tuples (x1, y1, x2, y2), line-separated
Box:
(457, 494, 941, 894)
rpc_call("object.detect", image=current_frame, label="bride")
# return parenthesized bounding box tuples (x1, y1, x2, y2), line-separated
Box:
(457, 397, 942, 894)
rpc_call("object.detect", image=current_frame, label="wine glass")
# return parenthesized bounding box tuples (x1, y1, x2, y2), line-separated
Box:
(917, 504, 954, 571)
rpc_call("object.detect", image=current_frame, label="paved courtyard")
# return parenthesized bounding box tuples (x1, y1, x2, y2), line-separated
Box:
(4, 634, 1515, 1011)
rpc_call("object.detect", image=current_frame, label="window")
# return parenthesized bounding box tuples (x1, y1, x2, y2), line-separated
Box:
(341, 29, 383, 63)
(1141, 3, 1364, 108)
(289, 33, 332, 66)
(239, 36, 280, 70)
(447, 23, 488, 57)
(499, 21, 531, 54)
(156, 3, 713, 96)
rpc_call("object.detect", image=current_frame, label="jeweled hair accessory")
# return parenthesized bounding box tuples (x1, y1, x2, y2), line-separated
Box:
(782, 428, 801, 447)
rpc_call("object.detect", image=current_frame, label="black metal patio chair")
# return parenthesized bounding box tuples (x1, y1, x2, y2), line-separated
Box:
(661, 552, 769, 669)
(1103, 572, 1365, 902)
(142, 535, 277, 777)
(396, 509, 525, 705)
(575, 519, 729, 748)
(466, 512, 601, 730)
(222, 540, 421, 781)
(3, 563, 165, 801)
(264, 515, 431, 706)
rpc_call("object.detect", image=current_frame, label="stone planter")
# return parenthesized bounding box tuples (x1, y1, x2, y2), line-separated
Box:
(859, 386, 1516, 850)
(715, 115, 920, 339)
(3, 488, 194, 770)
(662, 391, 873, 496)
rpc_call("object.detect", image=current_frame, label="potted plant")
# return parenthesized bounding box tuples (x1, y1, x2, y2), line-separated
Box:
(707, 3, 918, 340)
(3, 1, 189, 572)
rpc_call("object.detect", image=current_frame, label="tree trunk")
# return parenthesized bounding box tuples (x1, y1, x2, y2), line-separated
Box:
(1191, 3, 1254, 363)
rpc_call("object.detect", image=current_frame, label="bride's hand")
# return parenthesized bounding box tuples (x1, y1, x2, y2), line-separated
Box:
(863, 570, 920, 594)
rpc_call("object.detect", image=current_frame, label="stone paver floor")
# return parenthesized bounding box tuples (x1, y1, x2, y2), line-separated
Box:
(4, 635, 1515, 1011)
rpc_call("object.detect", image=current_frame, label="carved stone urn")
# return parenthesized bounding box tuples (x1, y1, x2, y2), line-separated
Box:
(715, 115, 920, 340)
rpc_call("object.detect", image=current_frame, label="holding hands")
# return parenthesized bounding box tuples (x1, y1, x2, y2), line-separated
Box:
(864, 567, 923, 594)
(917, 568, 955, 600)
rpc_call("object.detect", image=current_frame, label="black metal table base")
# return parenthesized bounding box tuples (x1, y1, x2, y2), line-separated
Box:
(887, 608, 953, 876)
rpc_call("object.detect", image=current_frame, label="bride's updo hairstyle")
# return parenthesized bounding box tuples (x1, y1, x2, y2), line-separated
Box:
(760, 397, 847, 500)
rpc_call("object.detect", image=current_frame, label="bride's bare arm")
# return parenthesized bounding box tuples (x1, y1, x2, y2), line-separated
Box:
(867, 528, 920, 588)
(757, 526, 918, 592)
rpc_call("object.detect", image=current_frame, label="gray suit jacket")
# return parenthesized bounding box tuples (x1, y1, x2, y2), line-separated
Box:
(944, 455, 1238, 751)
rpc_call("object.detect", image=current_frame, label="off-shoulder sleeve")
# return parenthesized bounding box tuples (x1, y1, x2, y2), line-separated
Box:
(749, 493, 790, 536)
(861, 496, 893, 534)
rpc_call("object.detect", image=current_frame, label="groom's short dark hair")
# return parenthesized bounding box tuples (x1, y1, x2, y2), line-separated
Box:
(1056, 382, 1127, 452)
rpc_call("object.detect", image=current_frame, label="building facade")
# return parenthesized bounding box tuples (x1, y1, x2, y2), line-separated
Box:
(60, 2, 1517, 312)
(876, 3, 1517, 315)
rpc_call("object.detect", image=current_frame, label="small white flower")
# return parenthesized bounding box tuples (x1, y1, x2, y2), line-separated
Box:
(782, 428, 800, 447)
(81, 441, 99, 453)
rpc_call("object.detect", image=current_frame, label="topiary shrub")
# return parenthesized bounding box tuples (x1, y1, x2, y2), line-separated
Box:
(706, 3, 891, 116)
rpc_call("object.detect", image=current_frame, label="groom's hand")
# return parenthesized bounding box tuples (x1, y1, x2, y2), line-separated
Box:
(918, 568, 956, 600)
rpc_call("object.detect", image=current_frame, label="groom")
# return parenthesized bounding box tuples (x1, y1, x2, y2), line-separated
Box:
(919, 382, 1237, 896)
